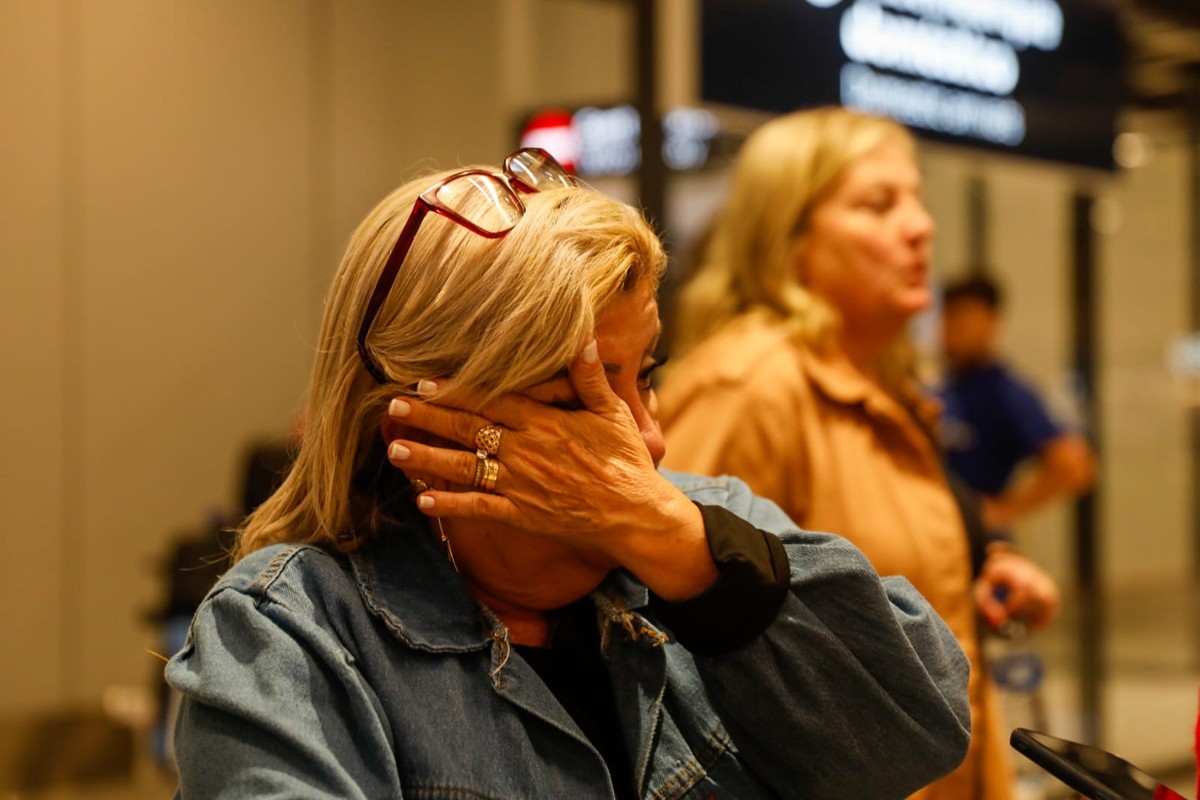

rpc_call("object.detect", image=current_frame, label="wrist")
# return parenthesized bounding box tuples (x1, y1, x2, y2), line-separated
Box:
(983, 540, 1027, 572)
(608, 481, 717, 601)
(985, 539, 1016, 558)
(985, 497, 1015, 529)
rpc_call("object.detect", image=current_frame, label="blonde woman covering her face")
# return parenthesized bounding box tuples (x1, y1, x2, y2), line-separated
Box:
(660, 109, 1061, 800)
(166, 148, 972, 799)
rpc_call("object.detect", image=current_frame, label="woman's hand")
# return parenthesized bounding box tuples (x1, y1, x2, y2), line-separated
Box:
(973, 547, 1060, 632)
(384, 339, 715, 600)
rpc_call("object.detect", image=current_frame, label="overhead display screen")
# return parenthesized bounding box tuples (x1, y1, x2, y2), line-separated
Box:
(701, 0, 1124, 170)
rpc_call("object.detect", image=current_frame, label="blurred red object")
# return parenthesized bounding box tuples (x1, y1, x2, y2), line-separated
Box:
(519, 110, 580, 174)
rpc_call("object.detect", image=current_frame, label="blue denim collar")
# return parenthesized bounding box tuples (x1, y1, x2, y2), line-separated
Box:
(349, 520, 491, 653)
(347, 516, 659, 656)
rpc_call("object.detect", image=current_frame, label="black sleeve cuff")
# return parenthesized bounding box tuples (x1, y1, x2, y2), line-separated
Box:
(649, 503, 790, 656)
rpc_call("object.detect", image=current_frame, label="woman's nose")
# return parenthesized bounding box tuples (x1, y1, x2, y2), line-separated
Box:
(630, 398, 667, 466)
(907, 200, 936, 242)
(642, 422, 667, 466)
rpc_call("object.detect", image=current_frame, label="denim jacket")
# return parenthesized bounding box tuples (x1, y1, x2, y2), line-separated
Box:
(166, 471, 970, 799)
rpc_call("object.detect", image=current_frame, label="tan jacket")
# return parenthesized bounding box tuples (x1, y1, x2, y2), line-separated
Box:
(659, 314, 1012, 800)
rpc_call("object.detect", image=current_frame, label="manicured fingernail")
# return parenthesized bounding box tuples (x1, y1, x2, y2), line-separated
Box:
(581, 339, 598, 364)
(389, 398, 411, 418)
(417, 495, 435, 509)
(388, 442, 410, 461)
(417, 379, 438, 396)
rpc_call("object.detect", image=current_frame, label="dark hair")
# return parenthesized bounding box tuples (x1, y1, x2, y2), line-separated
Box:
(942, 273, 1003, 310)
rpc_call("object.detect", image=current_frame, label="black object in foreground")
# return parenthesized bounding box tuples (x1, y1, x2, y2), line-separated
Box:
(1011, 728, 1189, 800)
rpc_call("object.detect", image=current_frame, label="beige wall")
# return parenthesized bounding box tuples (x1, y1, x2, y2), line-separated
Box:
(922, 130, 1196, 594)
(0, 0, 633, 713)
(1, 0, 69, 713)
(1096, 121, 1192, 589)
(924, 129, 1195, 595)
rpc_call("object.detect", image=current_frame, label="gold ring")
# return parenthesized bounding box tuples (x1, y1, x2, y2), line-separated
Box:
(472, 452, 488, 488)
(475, 424, 503, 458)
(411, 479, 430, 494)
(481, 457, 499, 492)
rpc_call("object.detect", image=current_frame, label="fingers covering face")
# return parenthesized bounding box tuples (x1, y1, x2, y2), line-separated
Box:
(389, 397, 496, 449)
(388, 438, 492, 489)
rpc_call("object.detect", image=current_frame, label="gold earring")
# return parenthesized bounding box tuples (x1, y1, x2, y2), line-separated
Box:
(437, 518, 458, 573)
(411, 478, 457, 573)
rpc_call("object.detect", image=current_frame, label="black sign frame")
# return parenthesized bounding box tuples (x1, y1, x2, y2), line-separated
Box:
(700, 0, 1126, 171)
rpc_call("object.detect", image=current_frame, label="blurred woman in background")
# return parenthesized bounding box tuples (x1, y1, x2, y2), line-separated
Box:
(660, 108, 1059, 800)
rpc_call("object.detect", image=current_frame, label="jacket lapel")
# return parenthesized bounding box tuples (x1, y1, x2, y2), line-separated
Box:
(593, 577, 669, 796)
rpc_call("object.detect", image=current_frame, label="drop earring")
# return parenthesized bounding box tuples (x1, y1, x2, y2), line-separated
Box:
(411, 479, 458, 573)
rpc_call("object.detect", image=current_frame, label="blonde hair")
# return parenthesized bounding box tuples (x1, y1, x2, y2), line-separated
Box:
(673, 107, 915, 356)
(234, 169, 665, 560)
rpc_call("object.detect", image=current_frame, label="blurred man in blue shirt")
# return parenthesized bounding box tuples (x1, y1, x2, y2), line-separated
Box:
(938, 274, 1096, 537)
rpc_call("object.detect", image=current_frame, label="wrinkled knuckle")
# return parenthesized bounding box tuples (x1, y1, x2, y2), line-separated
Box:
(451, 414, 476, 446)
(462, 453, 481, 485)
(470, 494, 491, 517)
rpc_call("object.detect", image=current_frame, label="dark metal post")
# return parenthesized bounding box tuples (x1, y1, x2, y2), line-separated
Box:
(634, 0, 666, 236)
(1187, 74, 1200, 671)
(1070, 190, 1104, 744)
(966, 174, 988, 271)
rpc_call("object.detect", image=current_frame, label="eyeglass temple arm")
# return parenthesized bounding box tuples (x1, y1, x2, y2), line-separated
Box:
(356, 202, 430, 384)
